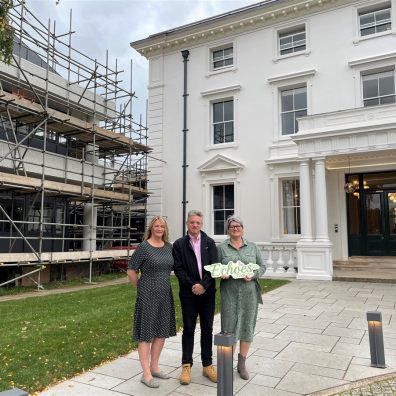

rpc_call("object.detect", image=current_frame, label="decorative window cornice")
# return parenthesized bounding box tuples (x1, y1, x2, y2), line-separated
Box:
(348, 52, 396, 68)
(267, 68, 316, 84)
(201, 84, 241, 97)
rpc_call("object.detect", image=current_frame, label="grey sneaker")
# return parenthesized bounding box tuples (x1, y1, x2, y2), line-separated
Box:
(141, 376, 159, 388)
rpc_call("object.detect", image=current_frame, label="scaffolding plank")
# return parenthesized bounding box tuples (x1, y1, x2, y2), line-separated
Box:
(0, 171, 145, 201)
(0, 91, 150, 154)
(0, 249, 134, 264)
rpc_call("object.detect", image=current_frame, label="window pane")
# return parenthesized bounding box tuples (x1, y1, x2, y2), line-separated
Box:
(380, 95, 396, 104)
(282, 112, 295, 135)
(361, 26, 375, 36)
(214, 211, 225, 221)
(213, 124, 224, 144)
(360, 13, 374, 26)
(213, 184, 234, 235)
(376, 9, 391, 22)
(294, 88, 307, 109)
(213, 186, 223, 209)
(213, 102, 223, 122)
(364, 98, 380, 106)
(224, 47, 233, 57)
(224, 185, 234, 208)
(363, 77, 379, 98)
(379, 75, 395, 96)
(224, 122, 234, 142)
(282, 179, 300, 235)
(223, 100, 233, 121)
(213, 49, 223, 61)
(281, 90, 293, 111)
(224, 58, 233, 66)
(214, 221, 225, 235)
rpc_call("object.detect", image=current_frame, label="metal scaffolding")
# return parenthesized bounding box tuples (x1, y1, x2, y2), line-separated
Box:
(0, 1, 150, 288)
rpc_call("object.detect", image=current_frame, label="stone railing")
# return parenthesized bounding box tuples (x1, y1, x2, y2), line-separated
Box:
(256, 242, 298, 278)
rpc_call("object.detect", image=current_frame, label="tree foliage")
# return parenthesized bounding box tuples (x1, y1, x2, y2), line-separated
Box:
(0, 0, 14, 65)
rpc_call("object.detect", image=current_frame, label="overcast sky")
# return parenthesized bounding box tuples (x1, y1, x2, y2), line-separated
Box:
(25, 0, 254, 121)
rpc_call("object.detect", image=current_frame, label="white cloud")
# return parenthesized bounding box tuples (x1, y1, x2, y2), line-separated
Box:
(24, 0, 253, 117)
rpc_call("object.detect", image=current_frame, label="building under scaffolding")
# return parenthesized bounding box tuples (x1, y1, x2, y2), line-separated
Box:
(0, 1, 150, 287)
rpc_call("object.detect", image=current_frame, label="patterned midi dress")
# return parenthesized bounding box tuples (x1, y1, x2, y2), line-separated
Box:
(128, 240, 176, 342)
(217, 238, 266, 342)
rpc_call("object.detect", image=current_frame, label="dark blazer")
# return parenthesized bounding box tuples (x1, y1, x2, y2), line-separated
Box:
(172, 231, 218, 297)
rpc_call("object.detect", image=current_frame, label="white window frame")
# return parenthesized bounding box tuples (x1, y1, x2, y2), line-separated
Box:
(201, 84, 241, 150)
(279, 27, 306, 56)
(280, 178, 301, 236)
(212, 184, 235, 236)
(353, 1, 395, 44)
(198, 157, 243, 241)
(212, 46, 233, 70)
(267, 69, 315, 141)
(279, 85, 307, 136)
(212, 98, 234, 145)
(207, 41, 237, 76)
(273, 21, 310, 62)
(362, 68, 396, 106)
(359, 4, 392, 36)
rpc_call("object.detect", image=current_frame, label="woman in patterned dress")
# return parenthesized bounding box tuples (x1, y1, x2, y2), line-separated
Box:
(127, 216, 176, 388)
(217, 215, 266, 380)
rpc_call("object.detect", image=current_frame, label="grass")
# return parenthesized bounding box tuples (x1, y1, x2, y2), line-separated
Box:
(0, 277, 289, 394)
(0, 271, 126, 297)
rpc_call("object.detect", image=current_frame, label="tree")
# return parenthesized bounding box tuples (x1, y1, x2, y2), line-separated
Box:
(0, 0, 14, 65)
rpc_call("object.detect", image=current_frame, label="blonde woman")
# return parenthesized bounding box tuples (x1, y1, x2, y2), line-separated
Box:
(127, 216, 176, 388)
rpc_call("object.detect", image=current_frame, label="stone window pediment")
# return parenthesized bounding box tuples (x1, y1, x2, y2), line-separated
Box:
(197, 154, 244, 173)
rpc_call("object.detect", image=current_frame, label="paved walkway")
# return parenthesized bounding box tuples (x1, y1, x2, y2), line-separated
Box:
(38, 280, 396, 396)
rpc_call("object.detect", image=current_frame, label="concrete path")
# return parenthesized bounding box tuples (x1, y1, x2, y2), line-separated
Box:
(39, 280, 396, 396)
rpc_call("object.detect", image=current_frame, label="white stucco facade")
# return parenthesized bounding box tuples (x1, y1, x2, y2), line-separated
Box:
(132, 0, 396, 280)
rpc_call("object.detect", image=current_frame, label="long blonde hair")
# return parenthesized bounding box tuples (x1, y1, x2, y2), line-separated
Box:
(144, 216, 169, 243)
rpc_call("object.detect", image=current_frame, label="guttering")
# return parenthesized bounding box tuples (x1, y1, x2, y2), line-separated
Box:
(181, 49, 190, 237)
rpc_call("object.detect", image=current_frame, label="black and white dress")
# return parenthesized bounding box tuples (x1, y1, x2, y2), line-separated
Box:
(128, 240, 176, 342)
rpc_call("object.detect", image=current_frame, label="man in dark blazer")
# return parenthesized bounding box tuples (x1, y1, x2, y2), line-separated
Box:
(172, 210, 218, 385)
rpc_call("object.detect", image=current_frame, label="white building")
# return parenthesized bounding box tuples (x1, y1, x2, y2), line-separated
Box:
(131, 0, 396, 280)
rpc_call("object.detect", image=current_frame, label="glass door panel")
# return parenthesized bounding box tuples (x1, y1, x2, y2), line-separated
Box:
(365, 193, 382, 235)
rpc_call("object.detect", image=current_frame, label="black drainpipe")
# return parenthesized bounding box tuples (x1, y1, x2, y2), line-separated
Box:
(181, 50, 190, 236)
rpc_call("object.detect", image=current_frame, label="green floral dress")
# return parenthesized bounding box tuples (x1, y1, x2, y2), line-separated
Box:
(217, 238, 266, 342)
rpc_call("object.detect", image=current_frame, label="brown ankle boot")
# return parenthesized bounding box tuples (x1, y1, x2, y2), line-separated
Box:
(237, 353, 249, 380)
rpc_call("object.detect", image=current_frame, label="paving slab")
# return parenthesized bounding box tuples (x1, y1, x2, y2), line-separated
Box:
(276, 370, 348, 394)
(37, 280, 396, 396)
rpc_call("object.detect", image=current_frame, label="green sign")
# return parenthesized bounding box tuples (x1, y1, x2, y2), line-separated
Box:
(204, 261, 260, 279)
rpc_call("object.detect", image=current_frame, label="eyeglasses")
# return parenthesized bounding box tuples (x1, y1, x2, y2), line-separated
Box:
(229, 225, 242, 230)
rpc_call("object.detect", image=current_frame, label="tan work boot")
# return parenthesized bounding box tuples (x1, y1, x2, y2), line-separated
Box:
(202, 364, 217, 383)
(179, 364, 191, 385)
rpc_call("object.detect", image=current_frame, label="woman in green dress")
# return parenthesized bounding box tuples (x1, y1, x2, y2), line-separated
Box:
(217, 215, 266, 380)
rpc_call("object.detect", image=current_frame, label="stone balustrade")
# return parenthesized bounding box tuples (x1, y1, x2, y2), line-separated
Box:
(256, 242, 298, 278)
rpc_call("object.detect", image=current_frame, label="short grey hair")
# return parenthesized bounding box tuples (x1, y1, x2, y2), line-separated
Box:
(226, 215, 244, 230)
(187, 210, 203, 222)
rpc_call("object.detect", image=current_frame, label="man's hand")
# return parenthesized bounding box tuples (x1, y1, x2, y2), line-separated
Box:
(192, 283, 206, 295)
(244, 275, 252, 282)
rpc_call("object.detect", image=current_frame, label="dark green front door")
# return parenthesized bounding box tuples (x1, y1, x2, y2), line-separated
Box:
(347, 172, 396, 256)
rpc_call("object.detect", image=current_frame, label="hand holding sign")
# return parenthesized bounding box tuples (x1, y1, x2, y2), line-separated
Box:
(204, 261, 260, 279)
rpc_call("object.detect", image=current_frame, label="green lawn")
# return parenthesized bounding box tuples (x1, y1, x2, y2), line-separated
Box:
(0, 272, 126, 297)
(0, 277, 288, 393)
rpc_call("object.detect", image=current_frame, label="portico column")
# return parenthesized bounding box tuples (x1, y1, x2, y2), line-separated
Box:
(299, 159, 313, 242)
(314, 158, 330, 242)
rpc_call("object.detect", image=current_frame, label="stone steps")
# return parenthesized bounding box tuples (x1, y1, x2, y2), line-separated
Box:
(333, 257, 396, 283)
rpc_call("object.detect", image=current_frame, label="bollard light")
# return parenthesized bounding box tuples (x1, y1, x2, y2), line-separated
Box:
(367, 311, 386, 368)
(214, 332, 235, 396)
